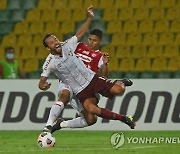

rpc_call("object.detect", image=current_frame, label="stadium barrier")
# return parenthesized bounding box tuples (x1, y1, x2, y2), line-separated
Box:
(0, 79, 179, 130)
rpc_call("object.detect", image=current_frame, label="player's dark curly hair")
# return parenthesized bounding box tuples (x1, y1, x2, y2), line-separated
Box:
(43, 33, 53, 47)
(90, 29, 103, 39)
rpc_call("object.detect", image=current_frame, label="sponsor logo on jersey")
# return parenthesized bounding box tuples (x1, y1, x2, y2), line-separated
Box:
(76, 53, 92, 63)
(92, 53, 97, 57)
(44, 57, 52, 70)
(68, 51, 73, 56)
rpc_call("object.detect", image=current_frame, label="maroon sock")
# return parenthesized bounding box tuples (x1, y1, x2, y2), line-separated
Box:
(100, 108, 124, 121)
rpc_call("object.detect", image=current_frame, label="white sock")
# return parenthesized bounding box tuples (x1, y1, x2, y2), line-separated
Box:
(60, 117, 88, 128)
(46, 101, 64, 126)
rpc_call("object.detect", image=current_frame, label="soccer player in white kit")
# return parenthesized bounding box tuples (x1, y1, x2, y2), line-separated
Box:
(44, 29, 111, 132)
(39, 6, 135, 132)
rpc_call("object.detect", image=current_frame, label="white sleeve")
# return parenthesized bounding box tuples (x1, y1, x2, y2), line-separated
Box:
(98, 56, 104, 69)
(67, 36, 78, 53)
(41, 59, 54, 77)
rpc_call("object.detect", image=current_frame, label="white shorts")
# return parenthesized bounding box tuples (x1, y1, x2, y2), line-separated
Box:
(57, 82, 84, 113)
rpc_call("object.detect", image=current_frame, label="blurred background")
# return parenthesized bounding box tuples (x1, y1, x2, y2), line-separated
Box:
(0, 0, 179, 79)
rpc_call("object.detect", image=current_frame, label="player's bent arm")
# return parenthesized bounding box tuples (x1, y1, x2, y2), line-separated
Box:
(100, 63, 109, 78)
(75, 6, 94, 41)
(98, 53, 110, 78)
(39, 76, 51, 91)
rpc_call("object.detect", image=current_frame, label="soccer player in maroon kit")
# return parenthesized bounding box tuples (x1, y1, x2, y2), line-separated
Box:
(75, 29, 109, 78)
(43, 28, 134, 133)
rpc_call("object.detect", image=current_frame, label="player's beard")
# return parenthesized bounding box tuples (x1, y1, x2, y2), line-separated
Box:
(55, 46, 62, 53)
(52, 43, 62, 55)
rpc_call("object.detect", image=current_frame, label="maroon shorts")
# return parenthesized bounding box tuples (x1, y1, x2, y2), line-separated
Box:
(77, 74, 115, 103)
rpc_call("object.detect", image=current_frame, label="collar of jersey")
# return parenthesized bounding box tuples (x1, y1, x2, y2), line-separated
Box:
(50, 53, 63, 58)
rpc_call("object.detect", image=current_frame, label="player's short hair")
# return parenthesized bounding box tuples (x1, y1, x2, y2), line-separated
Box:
(5, 47, 14, 53)
(90, 29, 103, 39)
(43, 33, 53, 47)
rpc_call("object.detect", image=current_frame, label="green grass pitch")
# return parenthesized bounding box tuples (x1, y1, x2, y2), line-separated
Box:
(0, 131, 179, 154)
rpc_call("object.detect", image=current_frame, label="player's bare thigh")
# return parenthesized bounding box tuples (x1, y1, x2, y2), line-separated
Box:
(82, 98, 101, 116)
(110, 81, 125, 95)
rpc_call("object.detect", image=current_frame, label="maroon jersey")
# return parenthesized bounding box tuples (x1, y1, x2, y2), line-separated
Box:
(75, 42, 103, 73)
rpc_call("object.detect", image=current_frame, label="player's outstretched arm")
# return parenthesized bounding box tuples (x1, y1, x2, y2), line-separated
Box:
(75, 6, 94, 41)
(39, 76, 51, 91)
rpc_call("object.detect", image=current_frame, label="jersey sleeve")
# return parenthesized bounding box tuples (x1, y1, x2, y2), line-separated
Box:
(67, 36, 78, 53)
(41, 57, 54, 77)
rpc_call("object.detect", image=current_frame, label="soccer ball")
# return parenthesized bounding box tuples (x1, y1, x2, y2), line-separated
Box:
(37, 132, 56, 148)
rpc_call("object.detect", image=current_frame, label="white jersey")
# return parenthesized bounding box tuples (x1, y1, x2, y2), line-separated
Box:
(41, 36, 95, 94)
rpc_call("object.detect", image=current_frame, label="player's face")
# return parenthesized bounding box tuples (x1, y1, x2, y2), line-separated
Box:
(45, 35, 62, 54)
(87, 34, 101, 50)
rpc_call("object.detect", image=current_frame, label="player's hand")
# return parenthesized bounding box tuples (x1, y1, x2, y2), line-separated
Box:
(87, 5, 94, 18)
(102, 52, 110, 65)
(41, 82, 51, 91)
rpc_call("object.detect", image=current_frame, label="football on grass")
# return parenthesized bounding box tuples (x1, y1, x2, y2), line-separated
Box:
(37, 132, 55, 148)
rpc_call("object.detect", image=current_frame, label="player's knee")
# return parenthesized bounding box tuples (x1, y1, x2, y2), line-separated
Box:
(58, 90, 70, 104)
(86, 116, 97, 126)
(117, 84, 125, 94)
(112, 84, 125, 94)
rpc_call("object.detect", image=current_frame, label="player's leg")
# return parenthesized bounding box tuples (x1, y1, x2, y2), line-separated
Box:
(75, 75, 135, 128)
(110, 80, 125, 95)
(115, 78, 133, 87)
(91, 76, 131, 99)
(43, 83, 73, 132)
(51, 98, 97, 133)
(69, 96, 98, 126)
(53, 110, 97, 130)
(108, 78, 133, 96)
(81, 109, 97, 126)
(82, 98, 135, 129)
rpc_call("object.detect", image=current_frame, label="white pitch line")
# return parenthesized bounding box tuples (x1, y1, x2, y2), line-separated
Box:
(0, 145, 177, 153)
